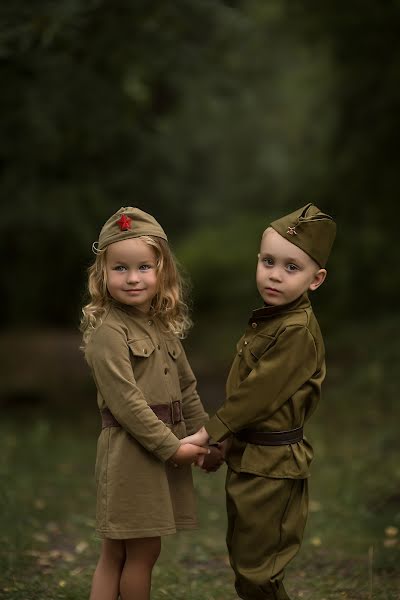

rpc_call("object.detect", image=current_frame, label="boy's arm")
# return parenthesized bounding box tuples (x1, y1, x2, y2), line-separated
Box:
(205, 325, 319, 442)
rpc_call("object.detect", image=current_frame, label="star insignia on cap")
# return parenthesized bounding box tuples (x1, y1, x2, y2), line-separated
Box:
(117, 214, 132, 231)
(287, 226, 297, 235)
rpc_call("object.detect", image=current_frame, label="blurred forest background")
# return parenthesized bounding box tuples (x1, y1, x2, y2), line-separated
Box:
(1, 1, 400, 598)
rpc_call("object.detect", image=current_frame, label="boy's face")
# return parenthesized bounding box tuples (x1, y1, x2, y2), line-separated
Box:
(256, 227, 326, 307)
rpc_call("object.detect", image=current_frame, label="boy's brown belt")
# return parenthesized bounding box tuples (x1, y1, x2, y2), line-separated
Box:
(236, 426, 303, 446)
(101, 402, 183, 428)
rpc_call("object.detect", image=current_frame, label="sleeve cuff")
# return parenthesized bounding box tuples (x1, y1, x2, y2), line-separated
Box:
(205, 415, 232, 442)
(153, 432, 181, 462)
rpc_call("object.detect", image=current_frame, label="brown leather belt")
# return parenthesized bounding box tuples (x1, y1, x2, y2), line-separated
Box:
(236, 426, 303, 446)
(101, 401, 183, 429)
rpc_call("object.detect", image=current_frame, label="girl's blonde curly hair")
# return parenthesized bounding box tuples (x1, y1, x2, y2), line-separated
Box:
(80, 236, 192, 348)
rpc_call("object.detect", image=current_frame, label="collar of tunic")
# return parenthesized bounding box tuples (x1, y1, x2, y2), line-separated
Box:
(249, 292, 310, 323)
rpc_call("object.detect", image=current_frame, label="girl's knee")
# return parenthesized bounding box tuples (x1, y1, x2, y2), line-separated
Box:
(125, 537, 161, 567)
(101, 538, 126, 566)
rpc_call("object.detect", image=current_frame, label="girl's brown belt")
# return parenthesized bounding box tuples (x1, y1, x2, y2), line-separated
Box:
(101, 401, 183, 428)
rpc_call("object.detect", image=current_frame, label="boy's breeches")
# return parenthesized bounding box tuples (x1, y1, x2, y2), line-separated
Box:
(225, 468, 308, 600)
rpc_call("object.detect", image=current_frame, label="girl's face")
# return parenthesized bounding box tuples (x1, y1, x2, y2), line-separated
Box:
(105, 238, 158, 313)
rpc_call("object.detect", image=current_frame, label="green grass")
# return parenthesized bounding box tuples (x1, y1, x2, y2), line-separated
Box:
(2, 316, 400, 599)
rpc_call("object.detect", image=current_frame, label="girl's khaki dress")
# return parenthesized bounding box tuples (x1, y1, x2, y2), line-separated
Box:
(85, 301, 208, 539)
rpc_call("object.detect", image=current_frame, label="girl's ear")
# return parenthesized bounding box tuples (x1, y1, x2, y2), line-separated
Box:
(309, 269, 327, 291)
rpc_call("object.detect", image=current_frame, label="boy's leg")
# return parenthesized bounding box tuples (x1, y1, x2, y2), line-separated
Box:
(226, 470, 308, 600)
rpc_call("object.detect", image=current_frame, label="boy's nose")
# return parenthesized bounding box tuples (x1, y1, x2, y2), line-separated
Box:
(269, 267, 282, 282)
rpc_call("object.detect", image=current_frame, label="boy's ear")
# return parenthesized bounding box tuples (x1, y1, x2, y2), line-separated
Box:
(309, 268, 327, 291)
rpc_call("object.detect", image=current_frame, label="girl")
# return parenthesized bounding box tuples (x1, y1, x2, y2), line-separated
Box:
(80, 207, 213, 600)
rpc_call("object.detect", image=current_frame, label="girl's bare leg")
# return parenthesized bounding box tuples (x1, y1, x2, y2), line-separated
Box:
(120, 537, 161, 600)
(89, 538, 125, 600)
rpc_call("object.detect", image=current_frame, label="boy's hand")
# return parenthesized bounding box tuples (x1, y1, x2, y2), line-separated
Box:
(219, 438, 232, 459)
(197, 445, 225, 472)
(180, 426, 210, 447)
(170, 443, 209, 466)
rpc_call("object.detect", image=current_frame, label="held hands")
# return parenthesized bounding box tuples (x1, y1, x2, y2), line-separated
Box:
(180, 427, 225, 473)
(199, 444, 224, 472)
(180, 426, 210, 447)
(170, 443, 209, 466)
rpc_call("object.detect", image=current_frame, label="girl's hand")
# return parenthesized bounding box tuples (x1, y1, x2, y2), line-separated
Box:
(180, 426, 210, 447)
(170, 443, 209, 466)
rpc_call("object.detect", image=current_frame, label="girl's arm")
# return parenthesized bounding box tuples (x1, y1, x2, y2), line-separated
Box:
(86, 322, 182, 462)
(180, 426, 210, 447)
(170, 443, 209, 466)
(174, 340, 209, 434)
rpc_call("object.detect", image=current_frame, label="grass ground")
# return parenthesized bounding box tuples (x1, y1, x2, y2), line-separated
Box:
(1, 316, 400, 599)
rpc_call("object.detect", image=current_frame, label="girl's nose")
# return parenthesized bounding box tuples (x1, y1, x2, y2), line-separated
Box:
(126, 270, 140, 283)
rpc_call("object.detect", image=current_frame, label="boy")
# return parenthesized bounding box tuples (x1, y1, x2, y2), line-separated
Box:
(182, 204, 336, 600)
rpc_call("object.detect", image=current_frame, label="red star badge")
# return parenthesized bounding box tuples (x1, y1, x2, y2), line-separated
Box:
(117, 214, 132, 231)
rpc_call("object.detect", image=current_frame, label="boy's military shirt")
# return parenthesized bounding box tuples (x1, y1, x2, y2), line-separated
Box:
(206, 293, 325, 478)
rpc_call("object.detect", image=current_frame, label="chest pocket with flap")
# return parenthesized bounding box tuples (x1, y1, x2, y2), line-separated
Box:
(249, 334, 276, 361)
(165, 339, 182, 360)
(128, 337, 155, 358)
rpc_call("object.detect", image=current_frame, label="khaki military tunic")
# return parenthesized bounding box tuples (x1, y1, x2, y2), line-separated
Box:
(85, 301, 208, 539)
(205, 293, 325, 600)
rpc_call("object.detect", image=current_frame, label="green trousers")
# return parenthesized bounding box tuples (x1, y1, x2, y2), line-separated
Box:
(225, 468, 308, 600)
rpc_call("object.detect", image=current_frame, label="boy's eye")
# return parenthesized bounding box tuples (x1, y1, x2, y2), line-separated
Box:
(286, 263, 299, 272)
(263, 257, 274, 266)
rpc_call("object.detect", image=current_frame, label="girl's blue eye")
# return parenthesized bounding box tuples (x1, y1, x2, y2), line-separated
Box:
(114, 265, 127, 271)
(139, 264, 152, 271)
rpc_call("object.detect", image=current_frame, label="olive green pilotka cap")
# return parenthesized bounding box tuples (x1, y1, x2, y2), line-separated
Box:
(95, 207, 168, 251)
(270, 203, 336, 268)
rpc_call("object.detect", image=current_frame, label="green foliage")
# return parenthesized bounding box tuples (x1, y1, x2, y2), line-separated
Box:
(1, 1, 399, 333)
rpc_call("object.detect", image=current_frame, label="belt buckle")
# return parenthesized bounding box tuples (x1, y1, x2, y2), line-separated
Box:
(171, 401, 181, 424)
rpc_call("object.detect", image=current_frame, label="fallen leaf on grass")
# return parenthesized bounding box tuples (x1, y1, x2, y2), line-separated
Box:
(70, 567, 85, 576)
(310, 536, 322, 547)
(58, 580, 67, 587)
(33, 532, 49, 543)
(75, 540, 89, 554)
(34, 499, 46, 510)
(61, 551, 76, 563)
(384, 525, 398, 537)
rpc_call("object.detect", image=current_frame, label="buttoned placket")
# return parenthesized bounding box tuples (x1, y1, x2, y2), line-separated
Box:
(151, 319, 176, 404)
